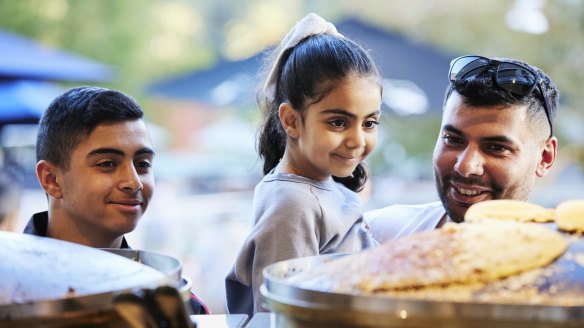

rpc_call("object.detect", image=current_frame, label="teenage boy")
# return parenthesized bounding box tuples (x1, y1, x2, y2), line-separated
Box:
(24, 86, 154, 248)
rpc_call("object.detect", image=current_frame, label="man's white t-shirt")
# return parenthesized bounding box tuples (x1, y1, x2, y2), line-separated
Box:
(365, 201, 446, 243)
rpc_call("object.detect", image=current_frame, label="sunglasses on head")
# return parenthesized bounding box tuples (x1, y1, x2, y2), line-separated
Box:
(449, 55, 553, 136)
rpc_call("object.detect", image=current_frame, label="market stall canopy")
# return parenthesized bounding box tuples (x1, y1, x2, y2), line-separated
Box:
(0, 30, 114, 82)
(148, 17, 456, 115)
(148, 54, 262, 108)
(0, 80, 63, 126)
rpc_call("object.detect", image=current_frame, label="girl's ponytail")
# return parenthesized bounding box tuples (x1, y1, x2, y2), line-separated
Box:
(257, 100, 285, 174)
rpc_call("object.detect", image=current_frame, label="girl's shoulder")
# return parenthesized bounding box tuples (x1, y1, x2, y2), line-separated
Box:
(254, 172, 339, 209)
(260, 171, 337, 192)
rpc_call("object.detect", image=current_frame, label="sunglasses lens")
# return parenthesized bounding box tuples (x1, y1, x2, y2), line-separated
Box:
(449, 56, 488, 81)
(496, 63, 538, 95)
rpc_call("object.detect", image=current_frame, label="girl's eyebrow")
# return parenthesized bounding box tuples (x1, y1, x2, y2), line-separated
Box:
(320, 109, 381, 118)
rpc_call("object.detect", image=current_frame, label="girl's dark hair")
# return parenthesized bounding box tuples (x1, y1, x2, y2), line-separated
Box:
(257, 34, 380, 192)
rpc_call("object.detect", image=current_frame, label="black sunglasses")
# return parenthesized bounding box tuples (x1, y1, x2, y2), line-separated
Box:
(449, 55, 553, 136)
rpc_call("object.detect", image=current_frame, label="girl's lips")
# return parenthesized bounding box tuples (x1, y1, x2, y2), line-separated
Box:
(333, 153, 361, 162)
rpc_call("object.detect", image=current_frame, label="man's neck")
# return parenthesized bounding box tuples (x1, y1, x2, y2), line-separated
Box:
(436, 213, 450, 228)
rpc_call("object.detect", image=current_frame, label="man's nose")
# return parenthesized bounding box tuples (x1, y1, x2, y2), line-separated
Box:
(454, 147, 484, 177)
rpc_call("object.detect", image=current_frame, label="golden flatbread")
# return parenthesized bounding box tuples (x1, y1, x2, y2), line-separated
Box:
(556, 199, 584, 232)
(465, 199, 555, 223)
(292, 221, 567, 295)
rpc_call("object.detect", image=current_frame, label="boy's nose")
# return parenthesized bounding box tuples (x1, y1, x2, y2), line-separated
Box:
(120, 165, 143, 192)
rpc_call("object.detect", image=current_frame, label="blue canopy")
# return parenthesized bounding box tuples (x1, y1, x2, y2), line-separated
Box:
(0, 80, 63, 126)
(0, 30, 114, 82)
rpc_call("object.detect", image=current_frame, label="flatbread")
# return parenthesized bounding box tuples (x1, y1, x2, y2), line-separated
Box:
(464, 199, 555, 223)
(291, 221, 567, 294)
(556, 199, 584, 232)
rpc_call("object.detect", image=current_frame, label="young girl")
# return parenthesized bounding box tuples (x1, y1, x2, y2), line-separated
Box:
(225, 13, 382, 316)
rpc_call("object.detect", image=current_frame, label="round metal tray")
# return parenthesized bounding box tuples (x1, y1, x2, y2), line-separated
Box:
(101, 248, 191, 301)
(0, 232, 184, 327)
(261, 224, 584, 328)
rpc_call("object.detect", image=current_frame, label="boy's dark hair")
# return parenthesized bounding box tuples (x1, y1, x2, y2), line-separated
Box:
(257, 34, 381, 192)
(444, 58, 559, 139)
(36, 86, 144, 169)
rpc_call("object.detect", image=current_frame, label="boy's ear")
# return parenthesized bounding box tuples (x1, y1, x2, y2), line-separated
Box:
(536, 136, 557, 177)
(36, 160, 63, 199)
(278, 103, 300, 139)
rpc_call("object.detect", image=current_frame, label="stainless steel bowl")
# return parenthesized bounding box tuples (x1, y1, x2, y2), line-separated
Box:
(261, 224, 584, 328)
(101, 248, 191, 302)
(0, 232, 185, 327)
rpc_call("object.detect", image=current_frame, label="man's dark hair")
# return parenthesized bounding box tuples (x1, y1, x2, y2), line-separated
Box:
(36, 86, 144, 169)
(444, 58, 559, 138)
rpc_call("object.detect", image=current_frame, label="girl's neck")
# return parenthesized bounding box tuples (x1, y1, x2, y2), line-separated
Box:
(277, 156, 328, 181)
(279, 159, 309, 177)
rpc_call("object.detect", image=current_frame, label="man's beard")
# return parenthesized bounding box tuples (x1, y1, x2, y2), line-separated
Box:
(434, 171, 492, 224)
(434, 170, 532, 224)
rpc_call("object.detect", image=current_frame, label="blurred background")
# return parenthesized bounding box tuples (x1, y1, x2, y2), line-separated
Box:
(0, 0, 583, 313)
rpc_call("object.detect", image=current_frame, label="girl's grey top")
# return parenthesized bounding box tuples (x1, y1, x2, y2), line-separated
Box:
(225, 171, 377, 316)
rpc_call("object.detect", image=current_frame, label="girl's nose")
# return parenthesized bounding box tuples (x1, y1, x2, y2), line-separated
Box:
(346, 127, 366, 149)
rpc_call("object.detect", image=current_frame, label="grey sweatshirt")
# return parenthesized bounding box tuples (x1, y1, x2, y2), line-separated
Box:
(225, 171, 377, 316)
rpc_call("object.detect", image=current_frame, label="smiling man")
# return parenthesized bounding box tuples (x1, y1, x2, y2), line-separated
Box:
(367, 55, 559, 243)
(24, 86, 155, 249)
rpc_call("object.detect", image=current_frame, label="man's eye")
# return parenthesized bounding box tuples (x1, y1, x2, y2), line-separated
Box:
(442, 135, 462, 145)
(487, 144, 509, 152)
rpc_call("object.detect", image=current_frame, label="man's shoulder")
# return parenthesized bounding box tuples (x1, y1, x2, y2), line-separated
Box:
(365, 201, 443, 221)
(365, 201, 445, 243)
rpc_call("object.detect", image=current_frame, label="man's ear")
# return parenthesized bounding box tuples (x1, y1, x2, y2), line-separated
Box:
(36, 160, 63, 199)
(278, 103, 300, 139)
(536, 137, 557, 177)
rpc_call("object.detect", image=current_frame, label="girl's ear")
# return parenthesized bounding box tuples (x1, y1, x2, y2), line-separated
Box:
(278, 103, 300, 139)
(36, 160, 63, 199)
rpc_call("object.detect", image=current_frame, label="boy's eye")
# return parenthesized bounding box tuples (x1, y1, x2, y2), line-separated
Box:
(137, 160, 152, 169)
(97, 161, 116, 168)
(330, 119, 346, 127)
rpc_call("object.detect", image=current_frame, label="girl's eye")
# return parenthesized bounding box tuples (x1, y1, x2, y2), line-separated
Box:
(363, 120, 379, 129)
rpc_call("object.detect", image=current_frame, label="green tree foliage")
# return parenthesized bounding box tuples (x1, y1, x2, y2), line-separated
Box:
(0, 0, 582, 170)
